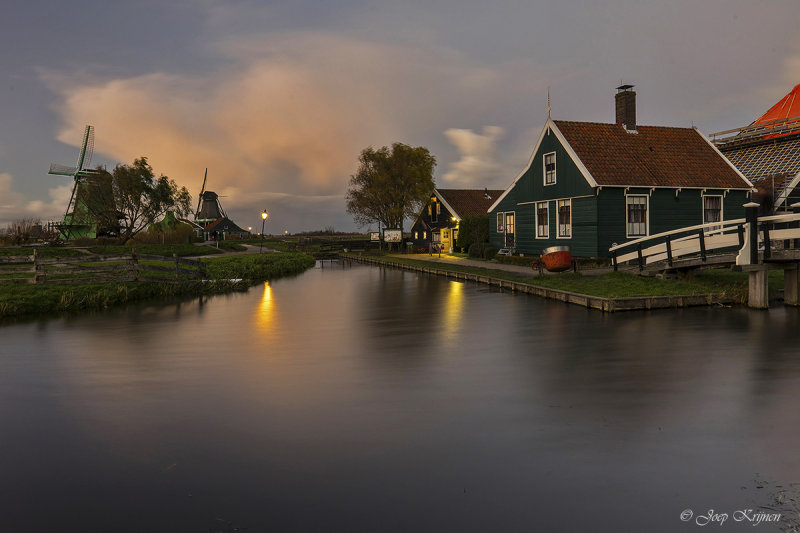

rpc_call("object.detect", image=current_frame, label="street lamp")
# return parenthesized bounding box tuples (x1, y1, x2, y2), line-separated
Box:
(260, 210, 269, 252)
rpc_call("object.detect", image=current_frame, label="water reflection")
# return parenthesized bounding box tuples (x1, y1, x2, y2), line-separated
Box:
(255, 281, 275, 333)
(3, 263, 800, 532)
(440, 280, 463, 344)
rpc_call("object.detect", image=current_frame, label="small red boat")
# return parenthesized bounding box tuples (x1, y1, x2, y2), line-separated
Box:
(541, 245, 573, 272)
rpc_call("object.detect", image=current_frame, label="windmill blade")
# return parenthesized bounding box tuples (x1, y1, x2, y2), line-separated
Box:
(195, 168, 207, 218)
(75, 125, 94, 172)
(49, 163, 78, 176)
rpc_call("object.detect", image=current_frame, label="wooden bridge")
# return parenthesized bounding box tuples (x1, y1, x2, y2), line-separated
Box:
(609, 203, 800, 308)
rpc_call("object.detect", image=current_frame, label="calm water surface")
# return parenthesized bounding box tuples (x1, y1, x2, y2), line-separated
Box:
(2, 262, 800, 532)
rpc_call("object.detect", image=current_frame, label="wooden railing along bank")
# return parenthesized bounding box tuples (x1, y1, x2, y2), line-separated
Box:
(0, 250, 206, 284)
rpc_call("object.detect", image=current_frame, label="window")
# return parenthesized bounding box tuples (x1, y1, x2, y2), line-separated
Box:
(536, 202, 549, 238)
(497, 212, 504, 232)
(428, 205, 432, 216)
(453, 229, 459, 242)
(431, 202, 438, 223)
(423, 231, 427, 239)
(557, 199, 571, 238)
(626, 195, 648, 237)
(703, 195, 722, 231)
(433, 232, 441, 243)
(505, 213, 515, 235)
(414, 231, 419, 240)
(544, 152, 556, 185)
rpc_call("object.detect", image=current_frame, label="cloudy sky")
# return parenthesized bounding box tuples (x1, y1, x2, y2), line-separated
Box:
(1, 0, 799, 232)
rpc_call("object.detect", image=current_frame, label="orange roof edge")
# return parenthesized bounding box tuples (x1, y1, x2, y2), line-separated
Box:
(755, 83, 800, 125)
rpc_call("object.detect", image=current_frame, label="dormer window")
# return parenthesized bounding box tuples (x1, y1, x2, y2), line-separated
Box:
(544, 152, 556, 185)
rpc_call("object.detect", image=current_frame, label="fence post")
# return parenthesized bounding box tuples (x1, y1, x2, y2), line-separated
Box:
(737, 224, 744, 249)
(129, 248, 139, 281)
(744, 202, 760, 265)
(612, 249, 618, 272)
(762, 224, 771, 260)
(32, 249, 41, 284)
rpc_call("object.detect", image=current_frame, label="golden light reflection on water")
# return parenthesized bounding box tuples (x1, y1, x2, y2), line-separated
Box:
(256, 281, 275, 332)
(442, 280, 464, 340)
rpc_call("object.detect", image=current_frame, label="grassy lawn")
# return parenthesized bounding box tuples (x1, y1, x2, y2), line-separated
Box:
(347, 253, 784, 301)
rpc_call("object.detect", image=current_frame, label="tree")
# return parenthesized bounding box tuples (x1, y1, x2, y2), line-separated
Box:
(346, 143, 436, 241)
(92, 157, 192, 244)
(455, 214, 489, 251)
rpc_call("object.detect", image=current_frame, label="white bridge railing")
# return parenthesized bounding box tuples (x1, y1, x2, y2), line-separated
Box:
(609, 209, 800, 271)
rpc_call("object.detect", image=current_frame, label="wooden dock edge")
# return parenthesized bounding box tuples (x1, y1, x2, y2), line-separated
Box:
(340, 254, 735, 313)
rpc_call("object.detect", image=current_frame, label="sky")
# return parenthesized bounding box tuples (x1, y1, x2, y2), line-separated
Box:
(1, 0, 799, 233)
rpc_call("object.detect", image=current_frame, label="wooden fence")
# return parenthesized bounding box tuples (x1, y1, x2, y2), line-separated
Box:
(0, 250, 206, 284)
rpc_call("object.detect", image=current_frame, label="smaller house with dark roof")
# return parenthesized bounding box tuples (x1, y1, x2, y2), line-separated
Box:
(411, 188, 504, 252)
(488, 86, 755, 257)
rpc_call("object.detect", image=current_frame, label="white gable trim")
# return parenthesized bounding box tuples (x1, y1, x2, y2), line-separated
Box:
(695, 128, 756, 190)
(549, 121, 599, 189)
(775, 170, 800, 210)
(487, 117, 598, 213)
(434, 189, 461, 222)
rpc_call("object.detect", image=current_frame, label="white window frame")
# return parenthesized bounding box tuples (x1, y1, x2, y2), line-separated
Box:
(543, 151, 557, 186)
(432, 231, 441, 243)
(496, 212, 504, 233)
(625, 194, 649, 238)
(536, 201, 549, 239)
(557, 199, 571, 239)
(702, 194, 723, 231)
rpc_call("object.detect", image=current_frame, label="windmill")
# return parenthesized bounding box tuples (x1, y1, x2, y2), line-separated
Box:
(48, 125, 101, 240)
(194, 168, 228, 226)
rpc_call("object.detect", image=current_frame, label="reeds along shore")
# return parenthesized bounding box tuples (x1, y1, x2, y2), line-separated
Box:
(0, 252, 315, 320)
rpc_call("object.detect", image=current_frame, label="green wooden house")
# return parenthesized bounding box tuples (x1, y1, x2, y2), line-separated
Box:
(488, 86, 755, 257)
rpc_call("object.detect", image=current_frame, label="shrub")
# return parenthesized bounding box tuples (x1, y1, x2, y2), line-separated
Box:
(483, 246, 498, 259)
(468, 242, 485, 258)
(455, 215, 489, 250)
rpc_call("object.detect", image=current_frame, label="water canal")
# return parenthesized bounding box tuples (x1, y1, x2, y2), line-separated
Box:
(2, 261, 800, 532)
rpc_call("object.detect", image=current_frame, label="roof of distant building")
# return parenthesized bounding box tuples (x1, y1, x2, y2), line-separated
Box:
(204, 217, 249, 234)
(436, 188, 505, 218)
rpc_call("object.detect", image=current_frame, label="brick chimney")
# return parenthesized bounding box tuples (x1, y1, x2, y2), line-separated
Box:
(615, 84, 636, 131)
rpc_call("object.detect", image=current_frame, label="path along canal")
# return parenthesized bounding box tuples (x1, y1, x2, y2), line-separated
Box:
(2, 260, 799, 532)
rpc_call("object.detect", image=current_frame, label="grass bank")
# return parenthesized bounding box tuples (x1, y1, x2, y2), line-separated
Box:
(0, 251, 315, 321)
(344, 253, 783, 302)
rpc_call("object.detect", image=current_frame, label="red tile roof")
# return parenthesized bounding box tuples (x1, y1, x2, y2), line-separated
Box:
(437, 188, 505, 217)
(553, 120, 751, 189)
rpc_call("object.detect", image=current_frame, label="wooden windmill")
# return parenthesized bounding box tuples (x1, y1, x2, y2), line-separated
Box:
(48, 125, 102, 240)
(194, 168, 228, 226)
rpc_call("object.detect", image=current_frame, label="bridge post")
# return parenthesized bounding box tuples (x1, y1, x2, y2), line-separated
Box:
(793, 203, 800, 249)
(745, 202, 760, 265)
(698, 229, 706, 262)
(665, 235, 673, 267)
(748, 268, 770, 309)
(744, 203, 768, 309)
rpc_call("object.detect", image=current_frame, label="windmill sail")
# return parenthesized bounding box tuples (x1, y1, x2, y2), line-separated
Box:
(195, 168, 207, 219)
(48, 125, 102, 240)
